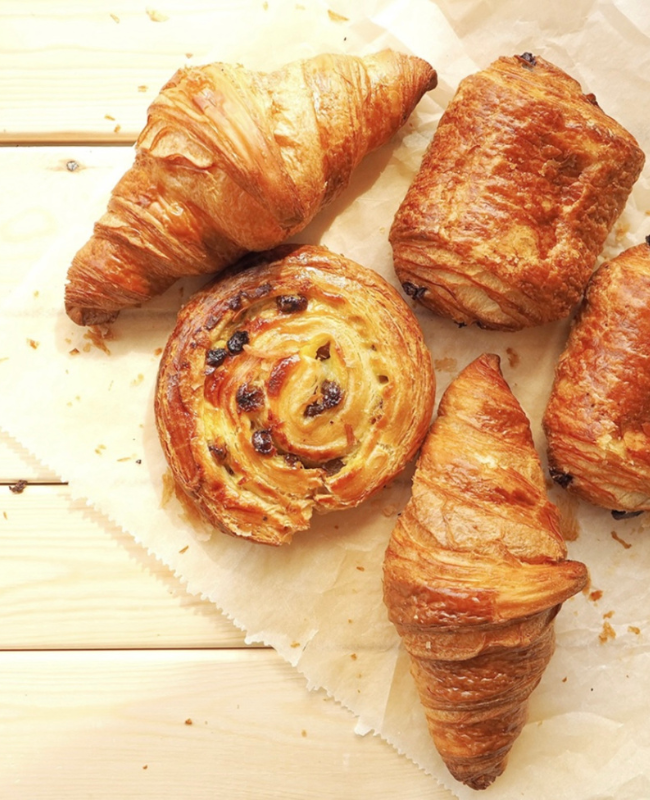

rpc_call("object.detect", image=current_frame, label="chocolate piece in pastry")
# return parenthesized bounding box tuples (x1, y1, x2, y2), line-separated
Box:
(383, 353, 587, 789)
(544, 240, 650, 513)
(390, 54, 644, 330)
(64, 50, 437, 325)
(155, 244, 436, 546)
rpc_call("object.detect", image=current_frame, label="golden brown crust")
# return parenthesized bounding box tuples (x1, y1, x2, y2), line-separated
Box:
(383, 353, 587, 789)
(155, 244, 435, 546)
(390, 54, 644, 331)
(544, 241, 650, 512)
(64, 51, 437, 326)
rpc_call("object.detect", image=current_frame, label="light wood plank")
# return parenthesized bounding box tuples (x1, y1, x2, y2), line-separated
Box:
(0, 648, 453, 800)
(0, 482, 251, 649)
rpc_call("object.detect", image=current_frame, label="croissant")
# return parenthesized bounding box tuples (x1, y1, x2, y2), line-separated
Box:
(383, 353, 587, 789)
(155, 244, 435, 546)
(64, 50, 437, 326)
(544, 240, 650, 513)
(390, 54, 644, 331)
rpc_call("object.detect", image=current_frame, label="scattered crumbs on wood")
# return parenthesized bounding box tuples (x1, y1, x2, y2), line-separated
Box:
(562, 676, 568, 683)
(355, 565, 365, 572)
(589, 589, 603, 603)
(110, 13, 120, 23)
(433, 357, 457, 373)
(262, 0, 269, 8)
(611, 530, 632, 549)
(2, 511, 7, 520)
(381, 503, 397, 517)
(146, 8, 169, 22)
(33, 290, 40, 297)
(142, 765, 148, 770)
(131, 373, 144, 387)
(348, 618, 353, 624)
(135, 459, 142, 465)
(9, 480, 28, 494)
(290, 641, 301, 648)
(599, 620, 616, 644)
(301, 729, 307, 737)
(603, 610, 615, 620)
(506, 346, 520, 368)
(154, 347, 163, 356)
(27, 338, 39, 350)
(114, 124, 122, 134)
(179, 545, 189, 554)
(350, 653, 357, 660)
(95, 444, 107, 455)
(629, 625, 641, 635)
(185, 53, 194, 59)
(69, 348, 80, 356)
(184, 718, 193, 726)
(117, 456, 131, 463)
(104, 114, 115, 121)
(328, 8, 349, 21)
(138, 85, 148, 92)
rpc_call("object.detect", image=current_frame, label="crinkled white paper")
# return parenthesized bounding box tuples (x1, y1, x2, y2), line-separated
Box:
(2, 1, 650, 797)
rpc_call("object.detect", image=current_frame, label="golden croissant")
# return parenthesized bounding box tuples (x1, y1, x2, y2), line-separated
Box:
(383, 353, 587, 789)
(155, 244, 435, 546)
(544, 240, 650, 514)
(390, 54, 644, 330)
(64, 50, 437, 325)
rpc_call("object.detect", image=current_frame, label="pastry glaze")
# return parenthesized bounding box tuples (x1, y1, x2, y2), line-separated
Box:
(390, 54, 644, 330)
(383, 354, 587, 789)
(65, 50, 437, 325)
(544, 241, 650, 512)
(155, 244, 435, 546)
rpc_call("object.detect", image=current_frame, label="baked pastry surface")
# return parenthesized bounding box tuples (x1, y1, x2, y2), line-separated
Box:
(383, 353, 587, 789)
(390, 54, 644, 330)
(544, 241, 650, 512)
(155, 244, 436, 546)
(64, 50, 436, 326)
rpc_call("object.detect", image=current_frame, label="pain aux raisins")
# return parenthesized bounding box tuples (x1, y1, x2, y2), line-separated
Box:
(227, 330, 249, 354)
(252, 429, 275, 455)
(315, 342, 331, 361)
(276, 294, 308, 313)
(206, 348, 228, 368)
(304, 380, 343, 417)
(236, 383, 265, 412)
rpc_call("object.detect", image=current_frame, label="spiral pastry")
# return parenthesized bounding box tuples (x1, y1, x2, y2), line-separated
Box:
(155, 244, 435, 546)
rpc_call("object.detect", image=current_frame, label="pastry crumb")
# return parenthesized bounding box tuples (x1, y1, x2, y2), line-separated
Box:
(69, 348, 80, 356)
(356, 565, 365, 571)
(131, 374, 144, 387)
(114, 124, 122, 134)
(9, 480, 28, 494)
(301, 729, 307, 737)
(611, 530, 632, 549)
(110, 13, 120, 23)
(27, 338, 39, 349)
(138, 85, 148, 92)
(628, 625, 641, 635)
(146, 8, 169, 22)
(598, 620, 616, 644)
(184, 718, 193, 726)
(433, 357, 457, 372)
(381, 503, 398, 517)
(290, 641, 301, 648)
(327, 8, 349, 21)
(104, 114, 115, 121)
(589, 589, 603, 602)
(179, 545, 189, 554)
(350, 653, 357, 660)
(505, 346, 520, 368)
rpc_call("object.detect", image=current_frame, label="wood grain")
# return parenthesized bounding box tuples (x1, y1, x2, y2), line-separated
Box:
(0, 649, 447, 800)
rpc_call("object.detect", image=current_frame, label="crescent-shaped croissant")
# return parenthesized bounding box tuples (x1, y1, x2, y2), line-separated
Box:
(155, 244, 435, 546)
(544, 241, 650, 513)
(390, 54, 644, 330)
(64, 50, 437, 326)
(383, 353, 587, 789)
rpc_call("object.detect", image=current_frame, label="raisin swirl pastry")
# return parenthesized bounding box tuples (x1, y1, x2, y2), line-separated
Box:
(64, 50, 436, 325)
(544, 241, 650, 514)
(155, 244, 435, 546)
(390, 54, 644, 330)
(383, 354, 587, 789)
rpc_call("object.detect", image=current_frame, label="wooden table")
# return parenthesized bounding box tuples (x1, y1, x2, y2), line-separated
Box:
(0, 3, 454, 797)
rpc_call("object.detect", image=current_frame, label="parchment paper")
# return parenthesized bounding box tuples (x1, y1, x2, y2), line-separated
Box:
(2, 1, 650, 797)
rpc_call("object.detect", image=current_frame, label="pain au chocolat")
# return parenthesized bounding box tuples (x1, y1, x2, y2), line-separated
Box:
(544, 240, 650, 514)
(390, 54, 644, 330)
(155, 244, 435, 546)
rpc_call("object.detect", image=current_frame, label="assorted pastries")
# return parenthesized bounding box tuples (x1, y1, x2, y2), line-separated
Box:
(383, 354, 588, 789)
(544, 240, 650, 514)
(390, 54, 644, 330)
(68, 48, 648, 789)
(155, 244, 435, 546)
(64, 49, 436, 326)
